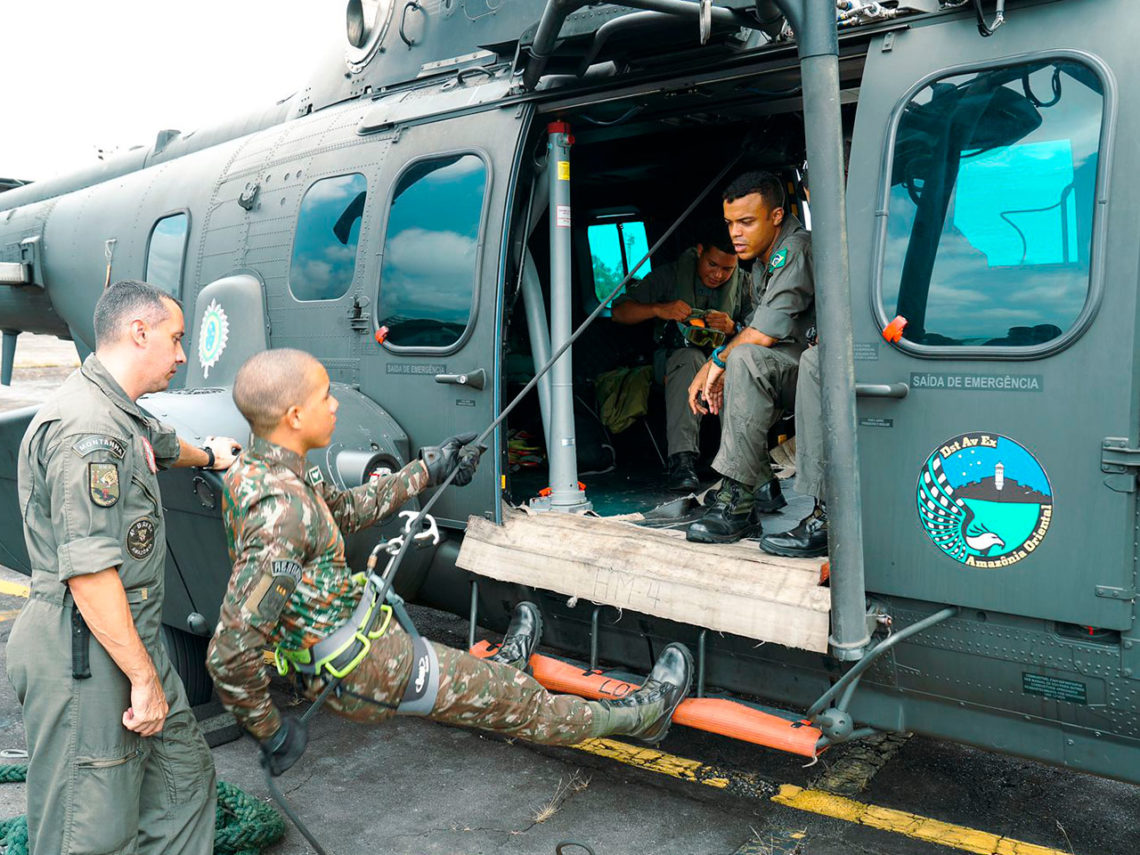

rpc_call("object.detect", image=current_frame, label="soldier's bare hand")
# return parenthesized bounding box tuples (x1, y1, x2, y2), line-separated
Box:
(703, 364, 726, 415)
(204, 436, 242, 470)
(123, 673, 168, 736)
(705, 310, 735, 334)
(656, 300, 692, 322)
(689, 363, 711, 415)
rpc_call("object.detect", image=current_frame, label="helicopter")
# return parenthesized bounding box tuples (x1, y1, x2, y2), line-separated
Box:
(2, 0, 1139, 786)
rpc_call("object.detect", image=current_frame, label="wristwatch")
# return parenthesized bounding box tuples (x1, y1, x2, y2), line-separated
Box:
(197, 445, 216, 470)
(710, 346, 727, 369)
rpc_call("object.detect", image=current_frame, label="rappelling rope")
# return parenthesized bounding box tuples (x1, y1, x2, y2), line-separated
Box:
(0, 764, 286, 855)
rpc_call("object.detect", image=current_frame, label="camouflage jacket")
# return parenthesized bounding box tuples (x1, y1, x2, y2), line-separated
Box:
(206, 435, 429, 739)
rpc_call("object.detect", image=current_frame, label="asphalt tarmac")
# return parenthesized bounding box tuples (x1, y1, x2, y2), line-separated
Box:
(0, 335, 1135, 855)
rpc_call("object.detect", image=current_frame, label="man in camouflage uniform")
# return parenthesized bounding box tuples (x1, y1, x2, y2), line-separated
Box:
(611, 226, 748, 492)
(686, 171, 816, 543)
(7, 280, 241, 855)
(207, 348, 693, 777)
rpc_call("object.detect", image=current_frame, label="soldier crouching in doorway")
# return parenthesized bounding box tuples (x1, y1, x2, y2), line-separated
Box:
(7, 279, 241, 855)
(207, 348, 693, 777)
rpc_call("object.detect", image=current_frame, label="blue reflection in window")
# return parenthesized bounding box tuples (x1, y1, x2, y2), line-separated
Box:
(290, 174, 367, 301)
(588, 220, 651, 306)
(145, 213, 188, 296)
(882, 61, 1103, 348)
(378, 155, 487, 347)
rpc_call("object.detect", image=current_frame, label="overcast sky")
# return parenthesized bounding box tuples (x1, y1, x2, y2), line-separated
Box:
(1, 2, 340, 181)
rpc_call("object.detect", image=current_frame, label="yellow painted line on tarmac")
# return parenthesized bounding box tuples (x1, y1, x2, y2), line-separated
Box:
(0, 580, 29, 598)
(0, 608, 21, 623)
(571, 738, 1069, 855)
(574, 738, 731, 788)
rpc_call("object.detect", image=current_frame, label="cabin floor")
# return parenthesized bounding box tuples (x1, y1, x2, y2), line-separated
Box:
(508, 446, 815, 535)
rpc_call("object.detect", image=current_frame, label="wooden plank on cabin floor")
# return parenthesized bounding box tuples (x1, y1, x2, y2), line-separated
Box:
(458, 509, 831, 653)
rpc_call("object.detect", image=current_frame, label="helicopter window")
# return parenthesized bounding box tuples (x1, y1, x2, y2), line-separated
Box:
(289, 173, 367, 302)
(377, 154, 487, 348)
(881, 60, 1103, 349)
(587, 219, 652, 310)
(144, 213, 188, 297)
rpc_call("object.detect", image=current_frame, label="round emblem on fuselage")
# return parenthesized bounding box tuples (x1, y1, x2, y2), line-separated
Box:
(198, 299, 230, 380)
(916, 432, 1053, 569)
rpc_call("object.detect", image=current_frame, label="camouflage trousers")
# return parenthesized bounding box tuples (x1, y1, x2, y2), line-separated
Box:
(307, 621, 601, 745)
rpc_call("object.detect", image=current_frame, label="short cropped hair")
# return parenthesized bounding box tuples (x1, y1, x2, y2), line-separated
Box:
(696, 222, 736, 256)
(93, 280, 179, 348)
(233, 349, 324, 436)
(722, 171, 786, 214)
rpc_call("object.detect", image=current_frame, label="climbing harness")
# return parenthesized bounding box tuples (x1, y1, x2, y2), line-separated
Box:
(0, 761, 286, 855)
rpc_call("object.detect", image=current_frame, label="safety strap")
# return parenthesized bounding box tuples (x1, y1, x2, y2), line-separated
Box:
(388, 594, 440, 716)
(274, 577, 393, 679)
(396, 634, 440, 716)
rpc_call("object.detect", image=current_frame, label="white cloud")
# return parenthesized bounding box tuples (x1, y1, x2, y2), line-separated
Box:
(386, 227, 476, 276)
(1, 2, 339, 182)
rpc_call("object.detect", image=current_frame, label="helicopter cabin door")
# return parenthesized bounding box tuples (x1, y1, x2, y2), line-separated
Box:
(357, 104, 527, 528)
(845, 3, 1138, 630)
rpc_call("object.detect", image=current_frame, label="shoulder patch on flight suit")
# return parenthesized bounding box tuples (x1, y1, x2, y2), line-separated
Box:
(88, 463, 120, 507)
(140, 437, 157, 474)
(126, 518, 157, 559)
(252, 559, 303, 621)
(305, 466, 324, 486)
(72, 434, 126, 459)
(768, 247, 788, 271)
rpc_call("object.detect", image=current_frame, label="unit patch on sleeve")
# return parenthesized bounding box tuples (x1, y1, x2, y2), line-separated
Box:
(253, 559, 303, 621)
(305, 466, 324, 486)
(72, 434, 126, 459)
(88, 463, 120, 507)
(126, 518, 157, 560)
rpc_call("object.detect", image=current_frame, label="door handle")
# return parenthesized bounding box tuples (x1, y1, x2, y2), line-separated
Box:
(855, 382, 909, 399)
(434, 368, 487, 390)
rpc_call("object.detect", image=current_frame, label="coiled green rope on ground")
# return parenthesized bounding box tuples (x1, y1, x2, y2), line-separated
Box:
(0, 765, 285, 855)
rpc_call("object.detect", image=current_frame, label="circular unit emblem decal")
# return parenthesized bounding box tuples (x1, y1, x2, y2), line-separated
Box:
(198, 299, 230, 380)
(916, 432, 1053, 569)
(127, 518, 157, 560)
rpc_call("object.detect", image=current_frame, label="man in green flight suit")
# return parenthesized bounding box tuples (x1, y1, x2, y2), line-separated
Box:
(612, 227, 747, 492)
(686, 171, 816, 543)
(7, 280, 242, 855)
(207, 348, 693, 777)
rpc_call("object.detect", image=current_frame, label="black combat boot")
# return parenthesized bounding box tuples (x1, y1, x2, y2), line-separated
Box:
(666, 452, 699, 493)
(751, 477, 787, 514)
(597, 643, 693, 744)
(759, 503, 828, 558)
(686, 478, 759, 543)
(486, 601, 543, 672)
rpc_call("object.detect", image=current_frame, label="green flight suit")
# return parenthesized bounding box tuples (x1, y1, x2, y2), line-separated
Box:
(6, 355, 215, 855)
(793, 345, 825, 501)
(712, 215, 816, 487)
(614, 247, 747, 456)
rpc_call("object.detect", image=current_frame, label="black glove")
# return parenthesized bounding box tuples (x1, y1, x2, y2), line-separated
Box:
(418, 432, 480, 487)
(259, 715, 308, 777)
(452, 442, 486, 487)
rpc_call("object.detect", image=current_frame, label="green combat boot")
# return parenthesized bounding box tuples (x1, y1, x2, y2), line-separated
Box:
(596, 643, 693, 744)
(686, 478, 759, 543)
(486, 601, 543, 672)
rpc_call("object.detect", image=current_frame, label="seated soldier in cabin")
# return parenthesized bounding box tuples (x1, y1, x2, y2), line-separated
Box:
(685, 171, 816, 544)
(611, 226, 747, 492)
(207, 348, 694, 777)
